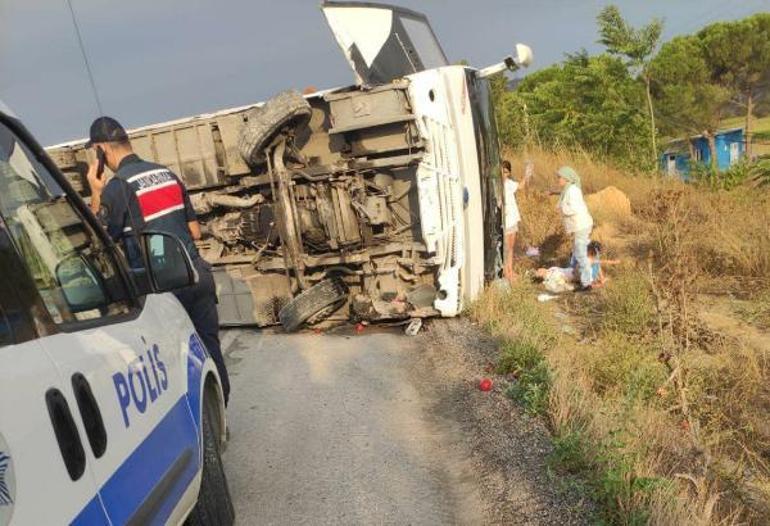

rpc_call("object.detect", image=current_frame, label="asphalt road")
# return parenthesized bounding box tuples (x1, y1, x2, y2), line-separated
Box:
(219, 326, 485, 526)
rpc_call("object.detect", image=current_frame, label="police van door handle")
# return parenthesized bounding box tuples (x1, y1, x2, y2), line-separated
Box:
(71, 373, 108, 459)
(45, 388, 87, 481)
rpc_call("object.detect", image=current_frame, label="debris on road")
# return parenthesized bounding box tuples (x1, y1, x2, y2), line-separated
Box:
(404, 318, 423, 336)
(478, 378, 493, 391)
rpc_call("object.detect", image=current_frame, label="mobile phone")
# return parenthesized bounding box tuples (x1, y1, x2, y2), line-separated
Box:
(95, 146, 106, 179)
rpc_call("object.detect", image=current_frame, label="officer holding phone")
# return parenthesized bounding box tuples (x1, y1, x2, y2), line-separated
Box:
(85, 116, 231, 406)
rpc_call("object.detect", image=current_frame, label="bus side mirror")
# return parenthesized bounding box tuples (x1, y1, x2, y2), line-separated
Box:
(140, 231, 197, 293)
(513, 43, 533, 68)
(478, 43, 533, 78)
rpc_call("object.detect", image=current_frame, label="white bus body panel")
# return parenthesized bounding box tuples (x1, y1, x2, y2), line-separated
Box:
(407, 66, 486, 316)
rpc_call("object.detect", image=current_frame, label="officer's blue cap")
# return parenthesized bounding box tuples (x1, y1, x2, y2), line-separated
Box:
(86, 116, 128, 147)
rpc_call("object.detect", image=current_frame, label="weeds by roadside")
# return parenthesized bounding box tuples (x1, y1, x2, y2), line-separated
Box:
(472, 284, 555, 416)
(472, 147, 770, 524)
(736, 289, 770, 329)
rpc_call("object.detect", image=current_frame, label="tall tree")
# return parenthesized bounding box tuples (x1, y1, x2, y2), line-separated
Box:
(649, 35, 730, 170)
(502, 51, 648, 165)
(597, 5, 663, 164)
(698, 14, 770, 158)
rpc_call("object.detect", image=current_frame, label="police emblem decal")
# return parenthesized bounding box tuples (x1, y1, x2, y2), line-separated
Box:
(0, 451, 11, 506)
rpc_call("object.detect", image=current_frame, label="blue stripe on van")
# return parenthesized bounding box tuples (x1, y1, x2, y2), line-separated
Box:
(71, 396, 200, 526)
(71, 335, 206, 525)
(187, 334, 208, 435)
(70, 494, 110, 525)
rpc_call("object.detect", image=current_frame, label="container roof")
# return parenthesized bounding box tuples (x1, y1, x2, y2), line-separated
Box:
(662, 127, 744, 153)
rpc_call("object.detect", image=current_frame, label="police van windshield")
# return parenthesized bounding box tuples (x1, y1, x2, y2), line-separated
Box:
(0, 121, 131, 325)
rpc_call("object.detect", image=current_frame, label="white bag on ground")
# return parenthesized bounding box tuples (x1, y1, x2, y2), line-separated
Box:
(543, 267, 575, 294)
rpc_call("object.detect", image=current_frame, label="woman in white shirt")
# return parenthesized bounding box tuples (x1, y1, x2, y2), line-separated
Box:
(556, 166, 594, 290)
(503, 160, 530, 283)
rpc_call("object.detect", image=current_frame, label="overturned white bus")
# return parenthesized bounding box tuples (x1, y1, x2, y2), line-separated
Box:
(46, 1, 532, 331)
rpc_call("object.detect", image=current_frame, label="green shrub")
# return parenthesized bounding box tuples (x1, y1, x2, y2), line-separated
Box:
(496, 340, 543, 374)
(748, 157, 770, 188)
(550, 430, 593, 474)
(719, 160, 753, 190)
(551, 430, 670, 526)
(505, 360, 551, 415)
(690, 159, 756, 191)
(599, 273, 655, 335)
(497, 339, 552, 415)
(588, 332, 666, 403)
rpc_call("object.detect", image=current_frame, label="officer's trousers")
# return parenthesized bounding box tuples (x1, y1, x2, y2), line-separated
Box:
(174, 258, 231, 406)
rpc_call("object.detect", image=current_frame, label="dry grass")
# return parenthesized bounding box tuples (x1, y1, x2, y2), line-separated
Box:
(474, 147, 770, 524)
(737, 289, 770, 329)
(509, 146, 770, 283)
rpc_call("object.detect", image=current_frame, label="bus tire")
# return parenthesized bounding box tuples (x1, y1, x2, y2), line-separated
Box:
(278, 278, 348, 332)
(238, 90, 312, 168)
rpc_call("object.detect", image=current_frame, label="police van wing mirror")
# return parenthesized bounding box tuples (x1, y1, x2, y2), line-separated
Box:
(55, 255, 110, 313)
(140, 231, 197, 293)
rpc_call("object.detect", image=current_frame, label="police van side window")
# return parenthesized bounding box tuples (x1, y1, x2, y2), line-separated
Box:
(0, 122, 132, 325)
(0, 226, 42, 346)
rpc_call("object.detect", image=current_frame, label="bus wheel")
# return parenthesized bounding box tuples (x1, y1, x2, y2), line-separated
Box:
(278, 277, 348, 332)
(238, 90, 311, 168)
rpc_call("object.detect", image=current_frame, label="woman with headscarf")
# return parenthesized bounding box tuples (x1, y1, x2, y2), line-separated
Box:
(556, 166, 594, 290)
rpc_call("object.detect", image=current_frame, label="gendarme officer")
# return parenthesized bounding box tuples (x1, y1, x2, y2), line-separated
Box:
(85, 116, 230, 405)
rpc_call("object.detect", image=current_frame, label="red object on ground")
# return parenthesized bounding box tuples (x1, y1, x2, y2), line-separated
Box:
(355, 323, 365, 333)
(479, 378, 493, 391)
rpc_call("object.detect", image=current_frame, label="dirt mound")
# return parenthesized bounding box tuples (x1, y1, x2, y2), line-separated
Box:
(586, 186, 632, 224)
(590, 222, 618, 244)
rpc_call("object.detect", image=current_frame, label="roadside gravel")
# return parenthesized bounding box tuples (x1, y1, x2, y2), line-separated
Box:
(411, 318, 594, 525)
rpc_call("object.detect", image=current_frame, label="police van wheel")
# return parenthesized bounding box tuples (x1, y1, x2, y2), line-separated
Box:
(187, 394, 235, 526)
(278, 277, 348, 332)
(238, 90, 312, 168)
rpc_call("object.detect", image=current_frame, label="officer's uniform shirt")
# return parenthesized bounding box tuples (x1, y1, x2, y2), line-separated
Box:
(98, 154, 198, 266)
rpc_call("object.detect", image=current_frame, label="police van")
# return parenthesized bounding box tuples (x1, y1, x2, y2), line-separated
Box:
(0, 101, 234, 525)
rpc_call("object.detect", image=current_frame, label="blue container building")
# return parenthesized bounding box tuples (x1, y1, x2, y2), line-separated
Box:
(660, 128, 745, 177)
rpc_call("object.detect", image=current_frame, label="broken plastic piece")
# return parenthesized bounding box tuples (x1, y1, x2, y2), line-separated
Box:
(404, 318, 422, 336)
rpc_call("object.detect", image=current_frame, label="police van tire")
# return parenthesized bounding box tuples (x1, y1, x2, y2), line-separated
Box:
(187, 393, 235, 526)
(278, 278, 348, 332)
(238, 90, 312, 168)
